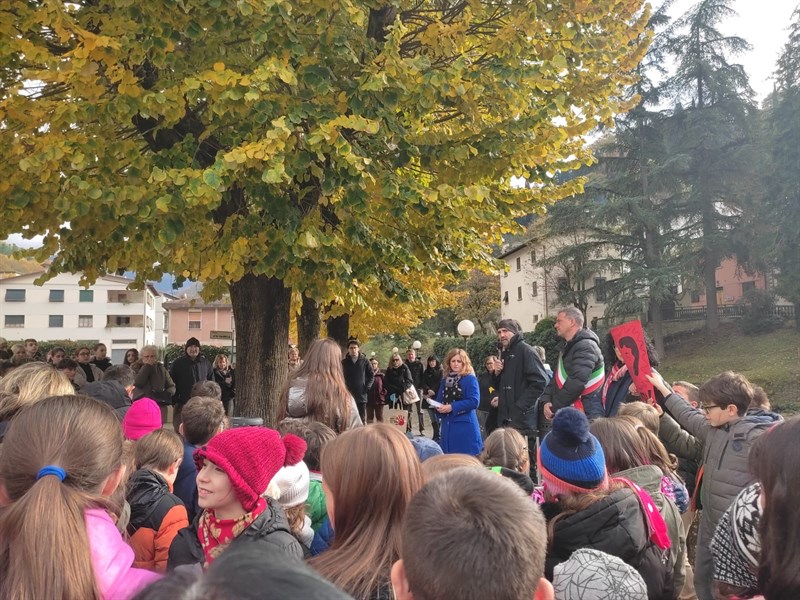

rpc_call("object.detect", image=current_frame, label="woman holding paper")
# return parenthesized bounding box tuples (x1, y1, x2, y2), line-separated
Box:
(434, 348, 482, 455)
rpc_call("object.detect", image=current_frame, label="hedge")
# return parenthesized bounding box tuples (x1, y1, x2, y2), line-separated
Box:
(432, 317, 560, 368)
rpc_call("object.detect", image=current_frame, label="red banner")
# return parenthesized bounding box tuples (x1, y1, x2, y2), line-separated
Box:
(609, 320, 655, 404)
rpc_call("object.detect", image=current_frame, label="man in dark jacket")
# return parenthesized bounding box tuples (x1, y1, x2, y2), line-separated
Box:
(341, 338, 374, 424)
(404, 348, 426, 435)
(169, 337, 212, 429)
(540, 308, 604, 424)
(493, 319, 548, 442)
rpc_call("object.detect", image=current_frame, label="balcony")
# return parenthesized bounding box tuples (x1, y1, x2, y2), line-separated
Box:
(106, 315, 144, 328)
(107, 290, 145, 304)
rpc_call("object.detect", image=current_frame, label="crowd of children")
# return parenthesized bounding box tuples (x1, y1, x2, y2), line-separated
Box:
(0, 343, 796, 600)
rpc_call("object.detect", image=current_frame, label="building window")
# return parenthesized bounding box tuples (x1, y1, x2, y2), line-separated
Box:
(79, 315, 93, 328)
(742, 281, 756, 294)
(533, 314, 539, 323)
(530, 249, 536, 264)
(188, 309, 202, 330)
(517, 286, 523, 301)
(532, 281, 538, 297)
(557, 277, 569, 294)
(4, 315, 24, 328)
(595, 277, 607, 302)
(4, 289, 25, 302)
(690, 290, 701, 303)
(503, 270, 508, 278)
(49, 315, 64, 328)
(515, 257, 521, 271)
(113, 316, 132, 326)
(79, 289, 94, 302)
(49, 289, 65, 302)
(503, 291, 509, 304)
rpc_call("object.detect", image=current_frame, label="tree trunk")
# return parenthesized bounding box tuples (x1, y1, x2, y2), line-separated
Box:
(298, 293, 321, 356)
(649, 296, 665, 358)
(702, 204, 720, 331)
(229, 274, 291, 425)
(325, 314, 350, 349)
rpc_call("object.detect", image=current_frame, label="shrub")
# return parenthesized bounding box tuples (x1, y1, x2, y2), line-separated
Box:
(738, 290, 784, 335)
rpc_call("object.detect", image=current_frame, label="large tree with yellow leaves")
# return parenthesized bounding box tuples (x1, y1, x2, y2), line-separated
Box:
(0, 0, 649, 422)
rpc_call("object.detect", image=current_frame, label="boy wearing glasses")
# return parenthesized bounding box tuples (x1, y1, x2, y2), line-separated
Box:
(649, 371, 782, 600)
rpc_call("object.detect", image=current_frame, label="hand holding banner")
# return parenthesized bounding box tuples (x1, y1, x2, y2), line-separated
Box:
(609, 320, 655, 404)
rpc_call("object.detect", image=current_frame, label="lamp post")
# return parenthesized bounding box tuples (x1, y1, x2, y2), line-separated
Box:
(412, 340, 422, 354)
(457, 320, 475, 354)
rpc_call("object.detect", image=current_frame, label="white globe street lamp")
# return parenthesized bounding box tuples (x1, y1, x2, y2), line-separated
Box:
(457, 320, 475, 353)
(412, 340, 422, 350)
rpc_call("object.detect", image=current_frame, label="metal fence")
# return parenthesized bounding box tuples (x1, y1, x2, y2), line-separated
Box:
(665, 304, 795, 321)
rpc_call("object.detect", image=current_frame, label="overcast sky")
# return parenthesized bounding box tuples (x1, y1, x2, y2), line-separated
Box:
(669, 0, 797, 101)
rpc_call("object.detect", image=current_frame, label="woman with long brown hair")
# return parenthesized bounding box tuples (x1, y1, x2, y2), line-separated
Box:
(310, 424, 423, 599)
(0, 395, 159, 599)
(277, 338, 362, 433)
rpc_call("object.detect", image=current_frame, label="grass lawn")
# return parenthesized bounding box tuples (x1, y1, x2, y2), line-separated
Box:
(658, 323, 800, 415)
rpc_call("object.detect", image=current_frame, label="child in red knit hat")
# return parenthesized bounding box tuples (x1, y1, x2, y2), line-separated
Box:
(167, 427, 307, 571)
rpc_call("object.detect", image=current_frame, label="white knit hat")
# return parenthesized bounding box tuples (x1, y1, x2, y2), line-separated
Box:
(553, 548, 647, 600)
(272, 461, 310, 508)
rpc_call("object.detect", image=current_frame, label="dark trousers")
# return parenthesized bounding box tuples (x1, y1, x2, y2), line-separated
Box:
(366, 404, 384, 424)
(356, 402, 367, 424)
(172, 402, 184, 431)
(406, 397, 425, 433)
(427, 408, 440, 440)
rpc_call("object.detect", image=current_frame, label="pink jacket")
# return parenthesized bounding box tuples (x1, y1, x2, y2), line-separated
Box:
(86, 509, 161, 599)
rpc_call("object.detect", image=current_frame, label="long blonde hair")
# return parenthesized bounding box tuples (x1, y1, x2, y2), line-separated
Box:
(310, 424, 423, 598)
(0, 362, 75, 421)
(277, 338, 353, 432)
(0, 395, 124, 600)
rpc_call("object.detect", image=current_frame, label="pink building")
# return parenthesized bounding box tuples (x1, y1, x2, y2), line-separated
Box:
(682, 257, 766, 307)
(163, 298, 234, 347)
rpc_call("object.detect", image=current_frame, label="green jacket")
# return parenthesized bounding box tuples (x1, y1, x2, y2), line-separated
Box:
(307, 477, 327, 532)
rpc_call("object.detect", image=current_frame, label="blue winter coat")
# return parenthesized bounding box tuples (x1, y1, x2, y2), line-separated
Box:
(436, 373, 483, 455)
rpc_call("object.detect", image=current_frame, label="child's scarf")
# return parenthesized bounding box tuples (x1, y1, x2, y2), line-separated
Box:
(198, 497, 267, 566)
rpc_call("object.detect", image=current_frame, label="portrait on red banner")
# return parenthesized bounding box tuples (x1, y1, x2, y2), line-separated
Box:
(609, 320, 655, 403)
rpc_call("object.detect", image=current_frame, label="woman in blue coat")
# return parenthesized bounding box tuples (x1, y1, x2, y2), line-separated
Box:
(435, 348, 483, 455)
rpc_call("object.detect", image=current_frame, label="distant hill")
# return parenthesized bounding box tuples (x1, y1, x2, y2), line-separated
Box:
(0, 244, 42, 276)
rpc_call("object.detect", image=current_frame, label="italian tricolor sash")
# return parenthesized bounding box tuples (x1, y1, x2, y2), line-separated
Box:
(555, 355, 604, 412)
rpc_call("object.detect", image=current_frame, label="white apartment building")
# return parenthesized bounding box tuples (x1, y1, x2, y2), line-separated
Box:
(0, 271, 169, 364)
(499, 240, 614, 327)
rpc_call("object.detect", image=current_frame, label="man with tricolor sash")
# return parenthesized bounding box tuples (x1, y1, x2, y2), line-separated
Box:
(540, 307, 605, 426)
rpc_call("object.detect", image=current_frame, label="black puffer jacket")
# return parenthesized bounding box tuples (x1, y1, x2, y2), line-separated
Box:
(167, 497, 304, 570)
(541, 328, 604, 415)
(494, 334, 548, 433)
(543, 487, 674, 600)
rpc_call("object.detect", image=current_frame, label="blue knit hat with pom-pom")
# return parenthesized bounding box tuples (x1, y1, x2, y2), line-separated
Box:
(538, 407, 607, 495)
